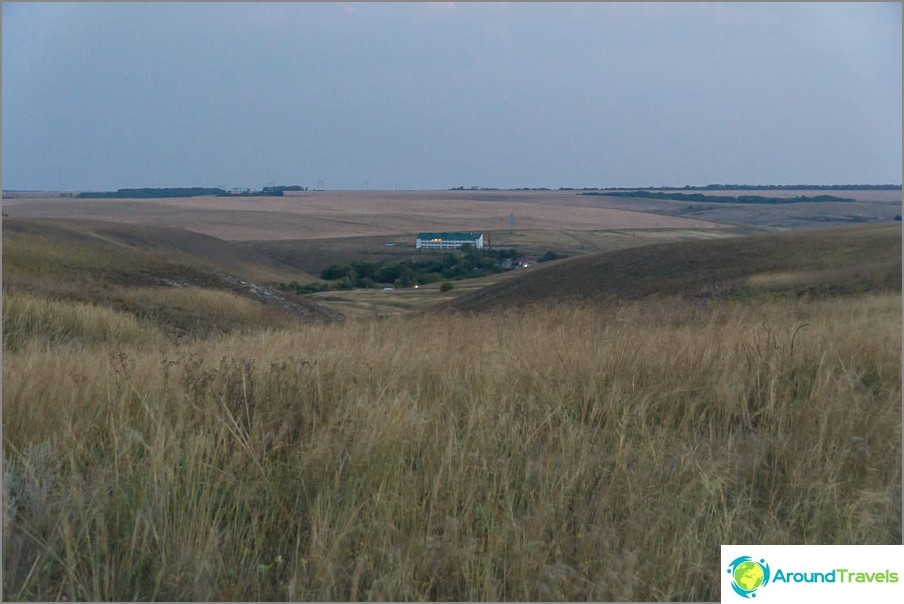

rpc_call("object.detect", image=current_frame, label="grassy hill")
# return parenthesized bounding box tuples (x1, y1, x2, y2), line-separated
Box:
(451, 223, 901, 311)
(2, 218, 335, 344)
(2, 217, 315, 285)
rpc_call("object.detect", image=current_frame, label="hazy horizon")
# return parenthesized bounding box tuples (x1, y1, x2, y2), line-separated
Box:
(3, 2, 901, 191)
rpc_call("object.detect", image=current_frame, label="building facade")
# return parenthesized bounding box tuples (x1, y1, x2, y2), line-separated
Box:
(416, 232, 485, 250)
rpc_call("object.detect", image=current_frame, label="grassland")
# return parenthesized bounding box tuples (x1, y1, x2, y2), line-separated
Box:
(1, 218, 331, 340)
(2, 214, 901, 601)
(1, 218, 313, 284)
(3, 295, 900, 600)
(452, 224, 902, 311)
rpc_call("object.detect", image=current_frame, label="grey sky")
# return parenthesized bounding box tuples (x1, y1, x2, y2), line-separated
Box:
(2, 2, 901, 190)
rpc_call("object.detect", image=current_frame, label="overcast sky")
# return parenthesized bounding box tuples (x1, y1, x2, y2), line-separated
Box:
(2, 2, 901, 191)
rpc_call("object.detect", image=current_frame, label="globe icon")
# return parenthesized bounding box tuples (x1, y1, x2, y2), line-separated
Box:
(733, 560, 765, 592)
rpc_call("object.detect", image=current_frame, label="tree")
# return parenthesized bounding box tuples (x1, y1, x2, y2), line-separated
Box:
(321, 264, 354, 280)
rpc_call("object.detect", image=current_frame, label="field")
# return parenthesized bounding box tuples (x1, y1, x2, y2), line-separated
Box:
(1, 190, 727, 242)
(566, 189, 901, 229)
(6, 189, 898, 240)
(2, 191, 902, 601)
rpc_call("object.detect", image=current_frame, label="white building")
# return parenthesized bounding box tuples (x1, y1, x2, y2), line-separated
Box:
(416, 232, 484, 250)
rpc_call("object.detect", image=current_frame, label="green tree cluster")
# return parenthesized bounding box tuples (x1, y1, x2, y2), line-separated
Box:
(280, 247, 521, 295)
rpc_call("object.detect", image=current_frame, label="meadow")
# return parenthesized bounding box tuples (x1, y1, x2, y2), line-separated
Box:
(2, 213, 901, 600)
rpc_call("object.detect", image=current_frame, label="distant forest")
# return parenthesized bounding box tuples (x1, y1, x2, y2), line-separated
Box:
(75, 185, 305, 198)
(580, 191, 859, 204)
(15, 183, 899, 199)
(582, 184, 901, 191)
(77, 188, 227, 198)
(448, 184, 901, 192)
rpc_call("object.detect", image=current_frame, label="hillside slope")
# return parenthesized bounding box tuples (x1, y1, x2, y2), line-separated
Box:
(2, 217, 314, 284)
(450, 224, 901, 311)
(2, 218, 337, 340)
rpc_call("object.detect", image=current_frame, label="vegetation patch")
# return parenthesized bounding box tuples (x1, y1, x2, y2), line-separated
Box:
(2, 291, 160, 351)
(77, 187, 230, 198)
(451, 224, 901, 311)
(3, 294, 900, 600)
(75, 185, 307, 198)
(582, 190, 857, 203)
(278, 246, 558, 294)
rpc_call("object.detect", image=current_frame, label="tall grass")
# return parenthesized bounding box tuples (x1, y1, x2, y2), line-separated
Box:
(3, 294, 901, 600)
(2, 292, 160, 352)
(113, 286, 297, 337)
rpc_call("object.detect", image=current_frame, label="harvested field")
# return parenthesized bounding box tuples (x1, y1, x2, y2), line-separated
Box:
(2, 190, 727, 241)
(566, 189, 902, 229)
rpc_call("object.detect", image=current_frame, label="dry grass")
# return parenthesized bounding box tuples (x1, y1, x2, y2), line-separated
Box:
(2, 218, 313, 285)
(111, 286, 299, 337)
(3, 292, 900, 601)
(452, 224, 901, 311)
(2, 292, 161, 352)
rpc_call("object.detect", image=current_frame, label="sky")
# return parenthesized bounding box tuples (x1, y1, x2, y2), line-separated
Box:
(2, 2, 901, 191)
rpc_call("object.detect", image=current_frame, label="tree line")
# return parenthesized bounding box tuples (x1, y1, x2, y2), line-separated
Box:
(581, 191, 858, 204)
(76, 185, 307, 198)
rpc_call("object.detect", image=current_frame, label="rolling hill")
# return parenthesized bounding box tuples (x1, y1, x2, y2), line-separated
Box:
(2, 217, 315, 284)
(450, 223, 902, 311)
(2, 218, 337, 339)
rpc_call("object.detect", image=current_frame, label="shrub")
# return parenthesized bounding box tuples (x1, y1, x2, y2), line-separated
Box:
(440, 281, 454, 292)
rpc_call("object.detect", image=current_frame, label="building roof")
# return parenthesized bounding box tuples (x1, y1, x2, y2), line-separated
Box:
(416, 232, 483, 240)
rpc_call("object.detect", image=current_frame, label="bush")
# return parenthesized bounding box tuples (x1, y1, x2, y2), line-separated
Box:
(321, 264, 354, 281)
(440, 282, 454, 292)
